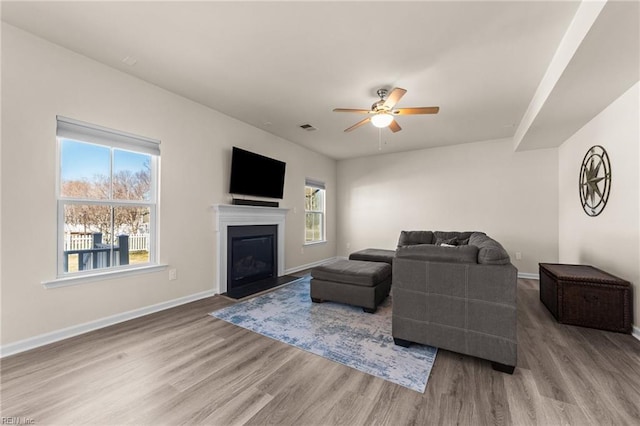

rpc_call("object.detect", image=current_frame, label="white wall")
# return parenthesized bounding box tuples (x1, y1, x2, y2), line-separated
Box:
(0, 24, 336, 345)
(336, 138, 559, 275)
(559, 82, 640, 331)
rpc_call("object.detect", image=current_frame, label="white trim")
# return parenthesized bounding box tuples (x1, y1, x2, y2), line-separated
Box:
(518, 272, 539, 280)
(213, 204, 289, 294)
(56, 124, 161, 278)
(304, 240, 327, 246)
(284, 257, 339, 275)
(632, 325, 640, 342)
(0, 289, 215, 358)
(43, 264, 168, 288)
(304, 183, 326, 243)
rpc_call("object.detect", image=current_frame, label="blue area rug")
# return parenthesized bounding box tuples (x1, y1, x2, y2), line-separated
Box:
(210, 277, 437, 392)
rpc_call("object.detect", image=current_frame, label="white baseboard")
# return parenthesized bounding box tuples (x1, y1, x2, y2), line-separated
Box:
(633, 325, 640, 342)
(518, 272, 539, 280)
(0, 289, 216, 358)
(4, 262, 630, 356)
(285, 257, 339, 275)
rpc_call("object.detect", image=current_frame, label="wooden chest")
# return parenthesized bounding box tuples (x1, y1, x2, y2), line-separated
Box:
(539, 263, 632, 333)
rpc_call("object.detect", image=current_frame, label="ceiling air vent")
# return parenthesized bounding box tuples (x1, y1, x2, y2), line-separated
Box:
(299, 124, 317, 131)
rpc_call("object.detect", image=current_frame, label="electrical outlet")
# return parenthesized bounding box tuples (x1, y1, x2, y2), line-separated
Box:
(169, 268, 177, 280)
(293, 207, 297, 213)
(346, 242, 351, 249)
(515, 252, 522, 260)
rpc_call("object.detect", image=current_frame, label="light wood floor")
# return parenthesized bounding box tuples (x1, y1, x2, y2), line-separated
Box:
(1, 278, 639, 425)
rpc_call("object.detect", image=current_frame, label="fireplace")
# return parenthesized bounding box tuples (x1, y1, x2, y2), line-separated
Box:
(214, 204, 292, 297)
(227, 225, 277, 298)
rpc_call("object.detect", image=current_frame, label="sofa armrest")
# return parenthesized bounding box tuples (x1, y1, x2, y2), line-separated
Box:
(469, 233, 511, 265)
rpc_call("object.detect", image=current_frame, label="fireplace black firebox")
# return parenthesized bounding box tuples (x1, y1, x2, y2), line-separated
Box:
(227, 225, 285, 299)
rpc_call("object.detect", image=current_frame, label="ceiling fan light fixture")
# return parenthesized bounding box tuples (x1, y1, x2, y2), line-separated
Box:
(333, 87, 439, 133)
(371, 113, 394, 128)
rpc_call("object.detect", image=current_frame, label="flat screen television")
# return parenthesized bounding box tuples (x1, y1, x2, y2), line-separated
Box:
(229, 147, 286, 199)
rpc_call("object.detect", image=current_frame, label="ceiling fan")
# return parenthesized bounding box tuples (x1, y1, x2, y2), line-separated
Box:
(333, 87, 439, 133)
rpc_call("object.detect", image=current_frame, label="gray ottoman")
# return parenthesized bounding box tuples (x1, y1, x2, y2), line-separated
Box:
(310, 259, 392, 313)
(348, 248, 396, 265)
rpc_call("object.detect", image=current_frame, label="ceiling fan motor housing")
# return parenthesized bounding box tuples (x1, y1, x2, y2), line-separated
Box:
(372, 100, 388, 112)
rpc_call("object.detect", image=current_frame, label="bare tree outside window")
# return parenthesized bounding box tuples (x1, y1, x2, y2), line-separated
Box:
(59, 138, 157, 274)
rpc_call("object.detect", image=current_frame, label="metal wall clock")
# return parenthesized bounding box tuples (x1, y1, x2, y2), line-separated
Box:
(579, 145, 611, 217)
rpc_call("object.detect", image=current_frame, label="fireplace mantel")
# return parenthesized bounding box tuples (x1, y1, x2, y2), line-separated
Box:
(213, 204, 289, 294)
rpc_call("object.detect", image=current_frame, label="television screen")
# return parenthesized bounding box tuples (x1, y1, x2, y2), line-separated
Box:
(229, 147, 286, 199)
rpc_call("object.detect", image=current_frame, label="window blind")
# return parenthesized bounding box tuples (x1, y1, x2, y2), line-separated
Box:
(56, 116, 160, 156)
(305, 178, 325, 190)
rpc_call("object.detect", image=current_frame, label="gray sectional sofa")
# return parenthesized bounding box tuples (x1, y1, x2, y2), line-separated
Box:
(392, 230, 518, 373)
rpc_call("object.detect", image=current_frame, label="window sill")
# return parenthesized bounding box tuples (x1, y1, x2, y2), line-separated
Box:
(304, 240, 327, 246)
(42, 264, 169, 289)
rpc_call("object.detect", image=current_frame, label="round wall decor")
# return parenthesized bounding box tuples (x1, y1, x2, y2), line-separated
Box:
(579, 145, 611, 217)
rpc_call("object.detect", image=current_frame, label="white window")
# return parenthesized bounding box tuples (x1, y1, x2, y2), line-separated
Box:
(305, 179, 325, 243)
(56, 116, 160, 277)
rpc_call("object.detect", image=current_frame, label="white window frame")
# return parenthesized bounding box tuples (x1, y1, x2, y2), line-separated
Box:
(53, 116, 161, 282)
(305, 178, 326, 244)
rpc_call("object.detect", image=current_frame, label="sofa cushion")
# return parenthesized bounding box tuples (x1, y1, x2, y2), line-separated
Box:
(396, 244, 479, 264)
(349, 248, 395, 264)
(469, 233, 510, 265)
(397, 230, 434, 247)
(312, 259, 391, 287)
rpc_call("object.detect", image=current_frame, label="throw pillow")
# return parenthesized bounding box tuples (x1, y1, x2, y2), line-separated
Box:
(435, 237, 458, 246)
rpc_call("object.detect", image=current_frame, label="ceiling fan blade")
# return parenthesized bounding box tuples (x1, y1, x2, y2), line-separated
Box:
(382, 88, 407, 109)
(389, 119, 402, 133)
(344, 117, 371, 132)
(393, 107, 440, 115)
(333, 108, 372, 114)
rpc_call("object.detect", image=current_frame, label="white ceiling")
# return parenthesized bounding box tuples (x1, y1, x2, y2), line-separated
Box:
(2, 1, 636, 160)
(515, 0, 639, 151)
